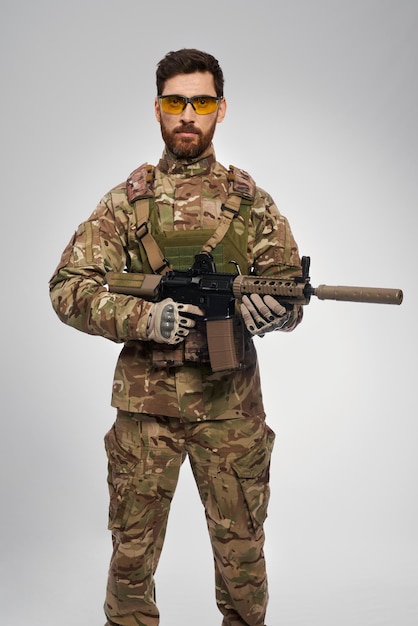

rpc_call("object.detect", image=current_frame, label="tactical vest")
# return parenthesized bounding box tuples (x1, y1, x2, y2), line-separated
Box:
(125, 162, 256, 368)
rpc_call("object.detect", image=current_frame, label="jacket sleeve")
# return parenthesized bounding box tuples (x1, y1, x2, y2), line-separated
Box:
(49, 191, 153, 342)
(250, 189, 301, 277)
(250, 189, 304, 331)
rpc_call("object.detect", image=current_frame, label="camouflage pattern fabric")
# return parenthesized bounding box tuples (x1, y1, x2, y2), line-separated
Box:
(49, 145, 303, 420)
(49, 144, 303, 625)
(104, 410, 275, 626)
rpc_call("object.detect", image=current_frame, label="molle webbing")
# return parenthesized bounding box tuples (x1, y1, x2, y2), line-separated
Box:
(126, 163, 256, 275)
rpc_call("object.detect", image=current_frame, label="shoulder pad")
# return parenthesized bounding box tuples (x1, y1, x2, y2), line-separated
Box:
(126, 163, 155, 203)
(227, 165, 256, 200)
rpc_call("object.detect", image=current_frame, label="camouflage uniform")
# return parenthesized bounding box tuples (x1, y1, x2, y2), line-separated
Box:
(49, 145, 303, 626)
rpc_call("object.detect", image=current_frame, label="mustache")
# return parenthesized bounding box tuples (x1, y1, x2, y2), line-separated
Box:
(174, 123, 201, 135)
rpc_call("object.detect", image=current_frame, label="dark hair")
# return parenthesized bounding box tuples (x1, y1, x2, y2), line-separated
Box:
(156, 48, 224, 97)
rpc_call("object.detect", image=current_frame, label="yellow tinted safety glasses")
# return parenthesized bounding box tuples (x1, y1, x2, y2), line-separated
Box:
(158, 94, 222, 115)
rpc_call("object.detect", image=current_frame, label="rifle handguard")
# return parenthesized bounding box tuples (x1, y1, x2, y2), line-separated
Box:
(232, 275, 403, 305)
(232, 275, 309, 304)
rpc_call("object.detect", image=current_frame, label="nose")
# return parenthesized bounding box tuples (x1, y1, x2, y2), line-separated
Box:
(180, 101, 197, 122)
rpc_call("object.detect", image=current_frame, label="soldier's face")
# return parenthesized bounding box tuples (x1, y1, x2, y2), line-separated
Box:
(155, 72, 226, 159)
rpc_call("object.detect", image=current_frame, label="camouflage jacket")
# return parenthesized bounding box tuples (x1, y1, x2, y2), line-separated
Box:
(49, 145, 302, 421)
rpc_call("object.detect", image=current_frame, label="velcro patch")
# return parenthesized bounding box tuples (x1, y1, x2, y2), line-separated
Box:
(228, 165, 256, 200)
(127, 163, 155, 203)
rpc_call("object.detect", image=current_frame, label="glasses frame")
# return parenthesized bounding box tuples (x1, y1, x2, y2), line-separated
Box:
(158, 94, 222, 115)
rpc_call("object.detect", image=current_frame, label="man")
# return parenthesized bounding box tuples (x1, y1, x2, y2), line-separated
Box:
(49, 48, 303, 626)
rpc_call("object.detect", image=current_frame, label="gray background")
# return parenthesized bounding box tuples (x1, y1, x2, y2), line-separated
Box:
(1, 1, 417, 624)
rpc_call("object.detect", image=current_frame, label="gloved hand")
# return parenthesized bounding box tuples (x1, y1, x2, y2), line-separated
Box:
(146, 298, 204, 344)
(241, 294, 290, 336)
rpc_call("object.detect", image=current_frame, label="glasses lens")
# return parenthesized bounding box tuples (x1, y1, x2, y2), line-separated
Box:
(160, 96, 186, 114)
(159, 95, 220, 115)
(192, 96, 220, 114)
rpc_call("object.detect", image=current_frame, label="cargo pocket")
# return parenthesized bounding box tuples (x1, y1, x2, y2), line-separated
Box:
(104, 424, 139, 532)
(231, 425, 275, 532)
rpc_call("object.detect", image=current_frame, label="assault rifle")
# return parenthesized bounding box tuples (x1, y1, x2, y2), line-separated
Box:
(106, 253, 403, 372)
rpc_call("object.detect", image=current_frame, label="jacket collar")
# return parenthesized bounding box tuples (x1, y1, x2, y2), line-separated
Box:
(157, 144, 216, 176)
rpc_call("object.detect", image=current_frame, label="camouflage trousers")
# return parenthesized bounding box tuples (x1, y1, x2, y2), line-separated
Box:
(104, 410, 275, 626)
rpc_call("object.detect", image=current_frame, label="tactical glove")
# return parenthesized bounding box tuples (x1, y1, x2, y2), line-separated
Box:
(146, 298, 204, 344)
(241, 293, 291, 336)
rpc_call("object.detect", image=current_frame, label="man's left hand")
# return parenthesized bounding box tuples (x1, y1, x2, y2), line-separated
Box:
(241, 294, 290, 336)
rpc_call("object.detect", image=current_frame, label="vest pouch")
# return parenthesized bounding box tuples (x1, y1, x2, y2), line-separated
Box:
(149, 204, 250, 274)
(151, 343, 185, 368)
(156, 228, 243, 273)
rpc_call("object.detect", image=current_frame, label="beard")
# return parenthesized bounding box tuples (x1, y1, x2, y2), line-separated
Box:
(160, 119, 217, 159)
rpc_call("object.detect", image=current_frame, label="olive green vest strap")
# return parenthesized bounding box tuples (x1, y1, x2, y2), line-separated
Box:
(200, 164, 256, 255)
(200, 193, 242, 254)
(133, 198, 172, 274)
(127, 163, 172, 275)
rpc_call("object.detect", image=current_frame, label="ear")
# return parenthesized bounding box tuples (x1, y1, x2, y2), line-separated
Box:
(216, 97, 227, 124)
(154, 97, 161, 123)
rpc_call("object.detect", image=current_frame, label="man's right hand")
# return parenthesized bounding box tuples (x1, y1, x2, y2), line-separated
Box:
(146, 298, 204, 344)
